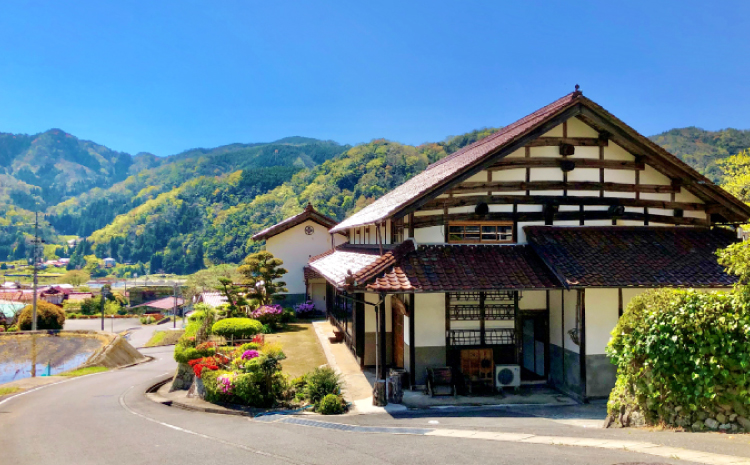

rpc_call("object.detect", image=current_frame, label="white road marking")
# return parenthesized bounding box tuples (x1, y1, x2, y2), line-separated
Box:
(118, 385, 308, 464)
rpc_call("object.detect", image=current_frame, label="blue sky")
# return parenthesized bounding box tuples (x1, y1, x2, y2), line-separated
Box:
(1, 1, 748, 156)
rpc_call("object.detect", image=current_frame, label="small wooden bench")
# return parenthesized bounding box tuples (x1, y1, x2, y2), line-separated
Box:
(425, 367, 456, 397)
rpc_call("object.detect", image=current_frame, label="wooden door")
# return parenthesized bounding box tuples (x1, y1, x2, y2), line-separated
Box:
(393, 306, 404, 368)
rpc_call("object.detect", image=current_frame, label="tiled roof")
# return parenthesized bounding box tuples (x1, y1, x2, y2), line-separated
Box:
(252, 203, 340, 241)
(330, 92, 581, 233)
(308, 245, 383, 288)
(303, 266, 322, 280)
(524, 226, 738, 288)
(195, 292, 228, 308)
(132, 296, 186, 310)
(330, 92, 750, 233)
(67, 292, 94, 302)
(366, 244, 559, 293)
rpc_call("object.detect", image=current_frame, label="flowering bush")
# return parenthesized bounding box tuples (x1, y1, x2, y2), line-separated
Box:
(217, 372, 238, 394)
(188, 357, 220, 378)
(251, 305, 283, 328)
(295, 301, 315, 318)
(242, 350, 260, 360)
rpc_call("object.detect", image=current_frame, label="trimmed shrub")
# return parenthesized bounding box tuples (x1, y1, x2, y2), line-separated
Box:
(606, 289, 750, 429)
(212, 318, 263, 339)
(188, 311, 205, 323)
(17, 301, 66, 330)
(317, 394, 345, 415)
(303, 366, 341, 406)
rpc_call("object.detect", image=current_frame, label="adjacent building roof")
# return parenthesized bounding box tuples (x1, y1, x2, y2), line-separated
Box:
(252, 203, 340, 241)
(132, 296, 185, 310)
(367, 244, 559, 293)
(0, 300, 25, 318)
(330, 90, 750, 233)
(308, 245, 384, 288)
(67, 292, 94, 302)
(524, 226, 738, 288)
(303, 266, 322, 280)
(194, 291, 228, 308)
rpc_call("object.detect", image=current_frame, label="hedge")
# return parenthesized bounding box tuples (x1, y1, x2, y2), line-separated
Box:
(606, 289, 750, 430)
(18, 302, 66, 330)
(211, 318, 263, 339)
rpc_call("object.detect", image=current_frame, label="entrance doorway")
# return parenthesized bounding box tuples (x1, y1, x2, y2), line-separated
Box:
(311, 283, 326, 314)
(520, 311, 548, 380)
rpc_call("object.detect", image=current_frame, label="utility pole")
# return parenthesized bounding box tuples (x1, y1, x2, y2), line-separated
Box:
(30, 211, 42, 332)
(173, 282, 177, 328)
(100, 286, 108, 331)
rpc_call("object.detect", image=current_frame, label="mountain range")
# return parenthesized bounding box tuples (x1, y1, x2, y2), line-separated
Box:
(0, 125, 748, 274)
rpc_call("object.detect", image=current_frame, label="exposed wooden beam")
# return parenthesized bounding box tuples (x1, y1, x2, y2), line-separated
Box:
(412, 210, 710, 228)
(422, 194, 706, 211)
(487, 157, 644, 171)
(525, 137, 607, 147)
(449, 181, 680, 195)
(391, 105, 584, 221)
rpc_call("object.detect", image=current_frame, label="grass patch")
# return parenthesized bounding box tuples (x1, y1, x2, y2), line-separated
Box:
(264, 322, 327, 378)
(59, 366, 109, 377)
(0, 386, 21, 396)
(145, 329, 184, 347)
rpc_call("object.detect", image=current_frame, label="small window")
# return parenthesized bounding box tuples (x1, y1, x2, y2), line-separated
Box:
(448, 221, 513, 244)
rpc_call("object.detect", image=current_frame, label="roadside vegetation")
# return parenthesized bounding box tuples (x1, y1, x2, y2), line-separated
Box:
(60, 366, 109, 377)
(607, 239, 750, 432)
(145, 329, 184, 347)
(0, 386, 21, 396)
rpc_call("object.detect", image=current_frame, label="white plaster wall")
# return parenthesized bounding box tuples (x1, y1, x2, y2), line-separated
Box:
(519, 290, 546, 310)
(265, 220, 346, 294)
(568, 117, 600, 137)
(541, 124, 564, 137)
(584, 288, 619, 356)
(415, 225, 444, 243)
(415, 293, 446, 347)
(364, 292, 392, 332)
(604, 142, 633, 161)
(563, 290, 580, 354)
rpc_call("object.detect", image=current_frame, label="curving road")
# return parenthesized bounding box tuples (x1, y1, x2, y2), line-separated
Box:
(0, 346, 716, 465)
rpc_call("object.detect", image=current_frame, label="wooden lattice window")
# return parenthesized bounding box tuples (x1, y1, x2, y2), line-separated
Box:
(448, 221, 513, 244)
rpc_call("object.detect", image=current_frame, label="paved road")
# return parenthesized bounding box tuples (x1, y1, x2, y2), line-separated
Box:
(0, 346, 710, 465)
(64, 317, 185, 348)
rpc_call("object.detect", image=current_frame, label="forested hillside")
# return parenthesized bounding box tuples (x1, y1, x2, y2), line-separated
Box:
(3, 122, 750, 274)
(46, 138, 347, 237)
(82, 128, 500, 273)
(648, 127, 750, 182)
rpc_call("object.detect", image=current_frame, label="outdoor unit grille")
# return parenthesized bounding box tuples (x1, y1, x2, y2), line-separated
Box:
(495, 364, 521, 388)
(447, 328, 515, 346)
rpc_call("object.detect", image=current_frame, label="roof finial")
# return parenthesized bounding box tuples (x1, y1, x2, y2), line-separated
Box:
(573, 84, 582, 97)
(305, 202, 313, 212)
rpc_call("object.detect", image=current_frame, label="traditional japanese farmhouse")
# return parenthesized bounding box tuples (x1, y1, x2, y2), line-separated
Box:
(252, 203, 347, 306)
(305, 88, 750, 401)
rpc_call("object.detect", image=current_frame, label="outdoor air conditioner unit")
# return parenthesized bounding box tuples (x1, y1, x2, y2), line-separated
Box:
(495, 365, 521, 389)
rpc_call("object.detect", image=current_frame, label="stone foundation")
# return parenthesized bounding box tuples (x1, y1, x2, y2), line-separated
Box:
(170, 363, 195, 391)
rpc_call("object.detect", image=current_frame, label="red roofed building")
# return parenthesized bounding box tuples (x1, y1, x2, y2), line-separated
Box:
(304, 88, 750, 402)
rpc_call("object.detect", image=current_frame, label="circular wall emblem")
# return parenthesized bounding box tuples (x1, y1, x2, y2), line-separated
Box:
(305, 226, 314, 235)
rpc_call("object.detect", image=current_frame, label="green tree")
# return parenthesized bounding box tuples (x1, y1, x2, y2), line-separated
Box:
(717, 149, 750, 203)
(216, 277, 249, 318)
(237, 251, 288, 306)
(60, 269, 90, 287)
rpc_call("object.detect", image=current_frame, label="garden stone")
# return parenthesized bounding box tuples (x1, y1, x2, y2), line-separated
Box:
(692, 421, 704, 431)
(730, 414, 738, 422)
(719, 403, 733, 413)
(734, 402, 748, 417)
(704, 418, 719, 430)
(719, 423, 732, 432)
(674, 406, 682, 413)
(716, 413, 727, 424)
(737, 416, 750, 431)
(696, 411, 708, 421)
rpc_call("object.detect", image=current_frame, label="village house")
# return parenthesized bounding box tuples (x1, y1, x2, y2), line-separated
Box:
(297, 88, 750, 402)
(252, 203, 347, 307)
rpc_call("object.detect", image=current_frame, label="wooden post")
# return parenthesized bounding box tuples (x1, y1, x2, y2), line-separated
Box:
(408, 213, 415, 239)
(618, 288, 623, 317)
(408, 295, 416, 388)
(579, 289, 587, 402)
(379, 296, 387, 381)
(479, 292, 486, 346)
